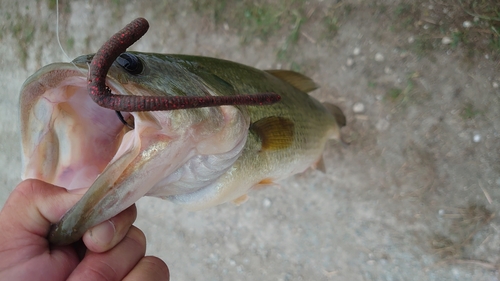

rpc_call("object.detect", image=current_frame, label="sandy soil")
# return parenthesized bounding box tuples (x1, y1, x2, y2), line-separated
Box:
(1, 1, 499, 280)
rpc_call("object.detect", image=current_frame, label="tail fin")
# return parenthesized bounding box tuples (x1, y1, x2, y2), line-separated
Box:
(322, 103, 349, 146)
(322, 103, 346, 127)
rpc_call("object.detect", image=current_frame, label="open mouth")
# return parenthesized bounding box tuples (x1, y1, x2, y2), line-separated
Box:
(21, 66, 134, 192)
(20, 63, 185, 245)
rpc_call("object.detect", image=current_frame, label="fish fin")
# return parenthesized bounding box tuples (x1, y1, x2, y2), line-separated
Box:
(312, 156, 326, 173)
(250, 116, 294, 151)
(322, 103, 350, 146)
(322, 103, 346, 127)
(232, 194, 248, 205)
(265, 70, 318, 93)
(253, 178, 280, 189)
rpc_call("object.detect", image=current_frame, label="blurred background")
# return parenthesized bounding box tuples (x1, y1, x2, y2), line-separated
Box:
(1, 0, 499, 280)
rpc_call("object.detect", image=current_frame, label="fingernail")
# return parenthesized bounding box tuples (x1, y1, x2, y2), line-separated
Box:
(90, 220, 116, 246)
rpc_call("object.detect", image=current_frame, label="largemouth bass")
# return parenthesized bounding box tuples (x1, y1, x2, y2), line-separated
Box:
(19, 19, 345, 245)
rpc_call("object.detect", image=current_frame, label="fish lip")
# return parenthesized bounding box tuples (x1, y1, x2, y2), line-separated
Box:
(21, 61, 131, 98)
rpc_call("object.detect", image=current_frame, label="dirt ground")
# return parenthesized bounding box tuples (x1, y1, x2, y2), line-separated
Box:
(1, 0, 499, 280)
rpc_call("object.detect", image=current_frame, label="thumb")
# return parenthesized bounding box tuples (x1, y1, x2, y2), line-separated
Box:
(0, 179, 81, 239)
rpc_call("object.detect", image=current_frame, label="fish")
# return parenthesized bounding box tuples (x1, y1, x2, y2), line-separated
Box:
(19, 18, 346, 245)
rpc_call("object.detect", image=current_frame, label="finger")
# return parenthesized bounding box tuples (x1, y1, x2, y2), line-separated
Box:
(123, 256, 170, 281)
(67, 226, 146, 281)
(83, 204, 137, 253)
(0, 180, 82, 279)
(0, 179, 81, 239)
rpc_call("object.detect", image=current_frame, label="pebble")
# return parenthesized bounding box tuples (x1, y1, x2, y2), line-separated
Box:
(438, 209, 445, 216)
(408, 36, 415, 43)
(441, 36, 452, 45)
(463, 21, 472, 28)
(263, 198, 272, 207)
(376, 119, 389, 131)
(346, 58, 354, 66)
(353, 47, 361, 56)
(353, 102, 365, 113)
(493, 82, 499, 88)
(473, 133, 481, 143)
(375, 52, 384, 62)
(384, 66, 392, 74)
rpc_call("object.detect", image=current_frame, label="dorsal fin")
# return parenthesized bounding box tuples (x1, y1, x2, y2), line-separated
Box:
(265, 70, 318, 93)
(250, 116, 295, 151)
(322, 103, 346, 127)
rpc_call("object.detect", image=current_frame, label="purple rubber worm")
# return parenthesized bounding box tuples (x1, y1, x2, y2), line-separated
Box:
(88, 18, 281, 112)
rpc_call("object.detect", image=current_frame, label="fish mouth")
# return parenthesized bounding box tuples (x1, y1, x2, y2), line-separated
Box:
(21, 63, 133, 192)
(21, 63, 154, 245)
(20, 62, 249, 245)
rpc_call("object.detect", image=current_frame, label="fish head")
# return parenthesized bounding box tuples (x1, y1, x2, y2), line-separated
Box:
(20, 52, 250, 245)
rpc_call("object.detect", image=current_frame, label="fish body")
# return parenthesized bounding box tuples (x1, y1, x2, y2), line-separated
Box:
(20, 52, 344, 244)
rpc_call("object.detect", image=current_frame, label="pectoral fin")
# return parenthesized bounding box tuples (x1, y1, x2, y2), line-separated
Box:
(250, 116, 294, 151)
(232, 194, 249, 205)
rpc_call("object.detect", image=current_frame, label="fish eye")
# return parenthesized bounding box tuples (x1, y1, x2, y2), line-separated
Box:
(116, 52, 143, 75)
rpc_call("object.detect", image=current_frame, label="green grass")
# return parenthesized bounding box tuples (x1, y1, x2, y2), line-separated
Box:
(461, 103, 481, 119)
(66, 37, 75, 51)
(385, 73, 418, 106)
(191, 0, 227, 23)
(392, 0, 500, 59)
(191, 0, 287, 41)
(8, 12, 35, 67)
(451, 31, 465, 48)
(190, 0, 500, 63)
(242, 3, 283, 41)
(411, 37, 437, 57)
(394, 3, 412, 17)
(47, 0, 57, 10)
(387, 88, 403, 101)
(322, 14, 339, 39)
(190, 0, 350, 63)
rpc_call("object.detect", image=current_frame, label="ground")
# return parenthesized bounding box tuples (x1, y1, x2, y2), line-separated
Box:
(1, 0, 499, 280)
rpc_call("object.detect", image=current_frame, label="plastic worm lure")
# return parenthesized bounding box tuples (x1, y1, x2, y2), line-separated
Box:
(88, 17, 281, 112)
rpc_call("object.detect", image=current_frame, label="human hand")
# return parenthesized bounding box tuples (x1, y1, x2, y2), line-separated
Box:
(0, 179, 169, 280)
